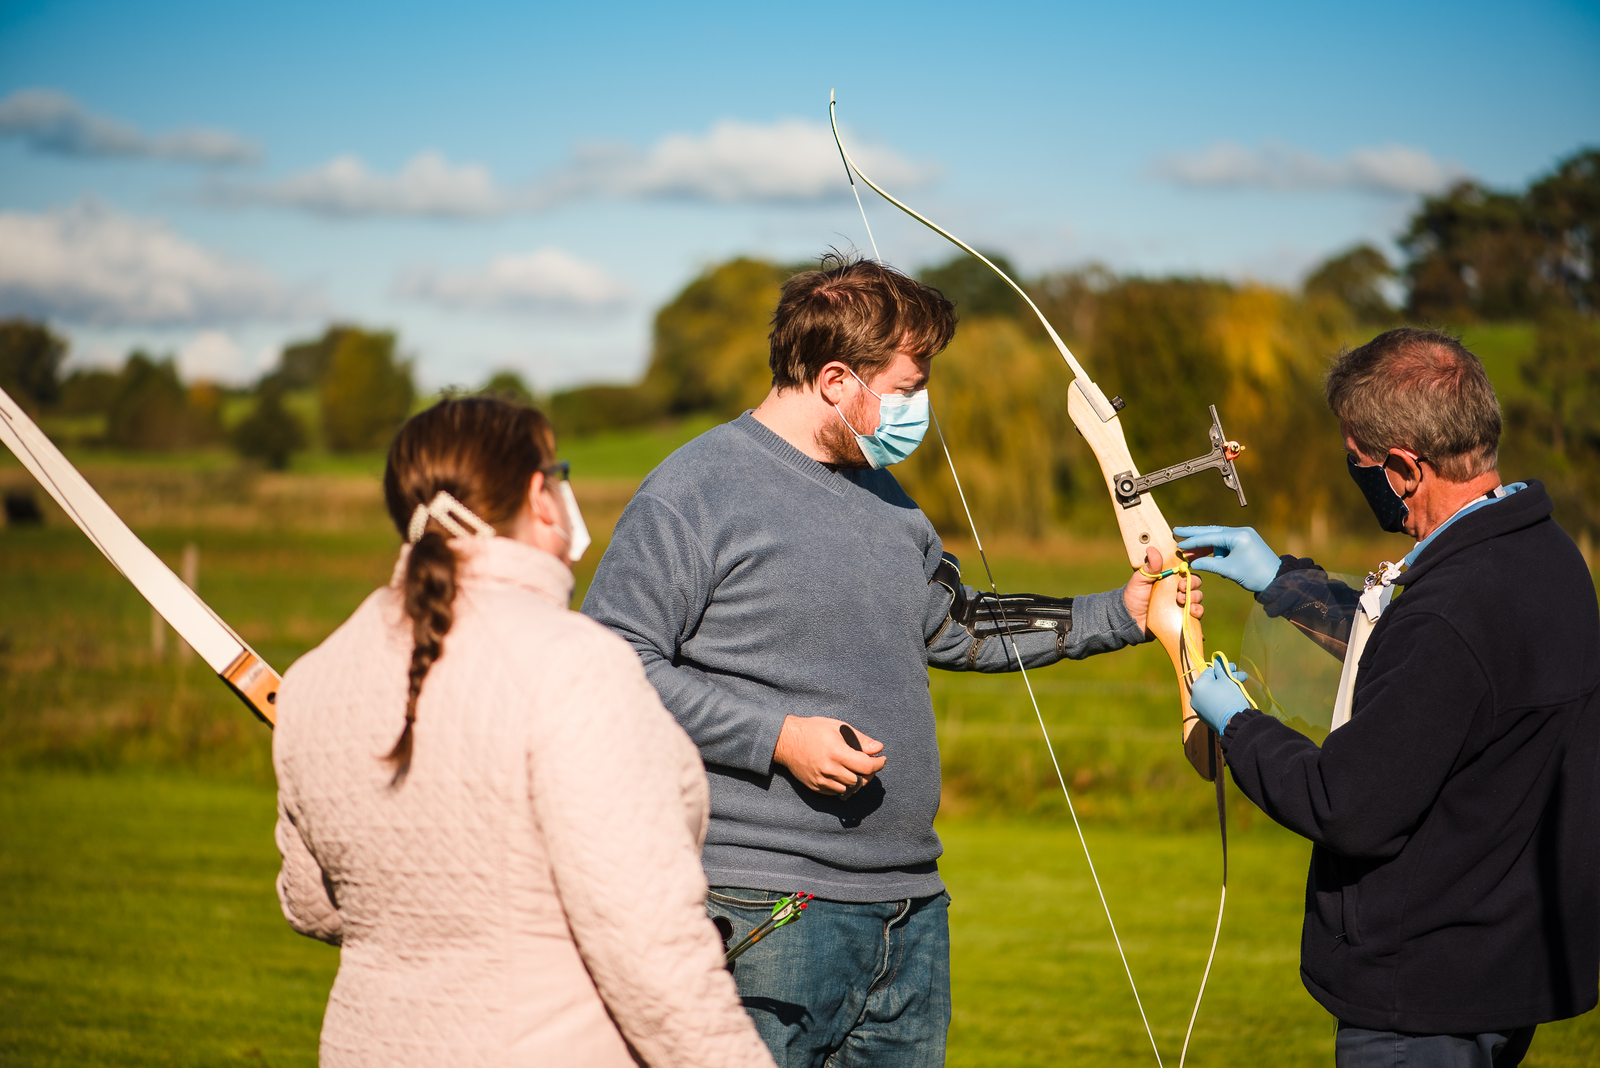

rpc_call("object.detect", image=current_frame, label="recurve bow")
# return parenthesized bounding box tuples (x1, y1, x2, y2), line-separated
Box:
(830, 92, 1246, 780)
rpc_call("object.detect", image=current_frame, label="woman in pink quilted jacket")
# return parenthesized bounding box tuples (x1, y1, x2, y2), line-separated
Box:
(272, 397, 773, 1068)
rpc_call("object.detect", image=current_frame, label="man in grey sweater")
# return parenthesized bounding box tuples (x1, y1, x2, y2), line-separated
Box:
(582, 255, 1196, 1067)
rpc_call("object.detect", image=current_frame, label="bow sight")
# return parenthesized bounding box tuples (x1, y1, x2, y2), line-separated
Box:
(1111, 404, 1248, 510)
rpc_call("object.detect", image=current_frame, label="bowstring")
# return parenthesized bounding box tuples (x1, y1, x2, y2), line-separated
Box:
(831, 100, 1238, 1066)
(929, 409, 1167, 1067)
(830, 115, 882, 262)
(834, 107, 1165, 1066)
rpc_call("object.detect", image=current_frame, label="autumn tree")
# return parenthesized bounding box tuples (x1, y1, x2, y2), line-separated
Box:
(972, 269, 1359, 539)
(57, 368, 119, 416)
(480, 370, 534, 407)
(546, 384, 663, 439)
(642, 257, 790, 419)
(918, 251, 1029, 321)
(1304, 245, 1397, 324)
(105, 353, 223, 450)
(894, 317, 1066, 538)
(232, 381, 307, 470)
(1400, 147, 1599, 322)
(1525, 149, 1600, 314)
(318, 328, 414, 451)
(1403, 182, 1544, 321)
(275, 327, 366, 390)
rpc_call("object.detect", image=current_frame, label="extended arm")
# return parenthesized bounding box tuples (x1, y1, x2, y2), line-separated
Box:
(925, 553, 1149, 672)
(1175, 525, 1360, 660)
(1221, 612, 1486, 858)
(1254, 560, 1363, 661)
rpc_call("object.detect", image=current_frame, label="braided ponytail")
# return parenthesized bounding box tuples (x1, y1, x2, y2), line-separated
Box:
(386, 529, 458, 783)
(381, 396, 557, 787)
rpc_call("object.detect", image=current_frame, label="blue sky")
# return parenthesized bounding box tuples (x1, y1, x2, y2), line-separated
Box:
(0, 0, 1595, 390)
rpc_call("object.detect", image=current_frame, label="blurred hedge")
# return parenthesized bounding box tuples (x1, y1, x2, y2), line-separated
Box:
(891, 276, 1365, 542)
(559, 256, 1372, 543)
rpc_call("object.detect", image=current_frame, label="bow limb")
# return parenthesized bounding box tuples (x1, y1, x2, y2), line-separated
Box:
(1066, 382, 1218, 781)
(829, 93, 1122, 423)
(832, 92, 1218, 780)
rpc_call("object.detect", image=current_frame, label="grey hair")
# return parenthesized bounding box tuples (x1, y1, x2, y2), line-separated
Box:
(1325, 327, 1501, 482)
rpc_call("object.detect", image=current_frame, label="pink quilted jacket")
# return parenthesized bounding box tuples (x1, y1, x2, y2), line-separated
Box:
(273, 536, 773, 1068)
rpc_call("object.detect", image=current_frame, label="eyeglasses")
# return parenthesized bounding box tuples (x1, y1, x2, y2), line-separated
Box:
(543, 461, 571, 481)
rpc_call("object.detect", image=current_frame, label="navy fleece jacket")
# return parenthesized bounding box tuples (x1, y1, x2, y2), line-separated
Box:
(582, 413, 1148, 901)
(1223, 481, 1600, 1034)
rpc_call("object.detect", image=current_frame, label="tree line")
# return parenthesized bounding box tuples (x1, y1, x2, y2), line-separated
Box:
(0, 323, 417, 470)
(0, 148, 1593, 542)
(542, 148, 1597, 543)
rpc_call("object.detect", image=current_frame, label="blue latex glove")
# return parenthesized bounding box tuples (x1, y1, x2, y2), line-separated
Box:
(1172, 525, 1280, 593)
(1191, 657, 1252, 734)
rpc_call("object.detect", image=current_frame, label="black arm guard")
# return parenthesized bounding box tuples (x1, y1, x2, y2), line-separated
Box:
(930, 554, 1074, 665)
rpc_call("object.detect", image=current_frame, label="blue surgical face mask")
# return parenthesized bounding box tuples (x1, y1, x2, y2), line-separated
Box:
(1347, 455, 1410, 533)
(834, 369, 930, 469)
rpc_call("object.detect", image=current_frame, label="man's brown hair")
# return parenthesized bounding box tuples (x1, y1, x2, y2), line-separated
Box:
(768, 252, 957, 390)
(1325, 327, 1501, 482)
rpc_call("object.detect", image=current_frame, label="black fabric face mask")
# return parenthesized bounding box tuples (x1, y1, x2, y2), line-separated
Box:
(1347, 455, 1410, 533)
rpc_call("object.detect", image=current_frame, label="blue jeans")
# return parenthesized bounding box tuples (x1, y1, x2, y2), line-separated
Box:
(706, 887, 951, 1068)
(1335, 1023, 1537, 1067)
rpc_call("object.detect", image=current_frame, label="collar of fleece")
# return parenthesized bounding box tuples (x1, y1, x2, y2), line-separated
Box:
(388, 536, 575, 608)
(1396, 479, 1553, 588)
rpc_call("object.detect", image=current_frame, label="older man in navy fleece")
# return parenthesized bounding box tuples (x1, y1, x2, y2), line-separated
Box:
(1180, 328, 1600, 1068)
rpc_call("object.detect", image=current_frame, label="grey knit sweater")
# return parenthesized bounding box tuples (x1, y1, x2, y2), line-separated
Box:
(582, 413, 1148, 901)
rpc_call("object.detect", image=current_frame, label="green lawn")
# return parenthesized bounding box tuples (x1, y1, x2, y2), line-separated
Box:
(0, 772, 334, 1067)
(3, 770, 1595, 1066)
(556, 415, 721, 480)
(944, 816, 1323, 1065)
(2, 433, 1596, 1065)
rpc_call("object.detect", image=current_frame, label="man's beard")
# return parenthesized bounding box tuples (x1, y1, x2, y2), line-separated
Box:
(815, 398, 871, 469)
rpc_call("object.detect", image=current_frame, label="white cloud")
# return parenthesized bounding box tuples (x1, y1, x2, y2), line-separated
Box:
(177, 330, 256, 384)
(396, 248, 632, 315)
(213, 118, 934, 217)
(549, 118, 937, 204)
(0, 200, 319, 326)
(1150, 140, 1467, 195)
(214, 151, 506, 217)
(0, 88, 259, 165)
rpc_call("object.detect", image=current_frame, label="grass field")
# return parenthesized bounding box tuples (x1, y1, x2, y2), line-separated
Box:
(3, 771, 1596, 1067)
(2, 429, 1598, 1065)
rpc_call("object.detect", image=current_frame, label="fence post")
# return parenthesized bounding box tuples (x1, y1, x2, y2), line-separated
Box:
(177, 542, 198, 665)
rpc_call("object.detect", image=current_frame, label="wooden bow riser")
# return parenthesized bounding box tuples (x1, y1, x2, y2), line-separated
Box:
(1067, 381, 1219, 780)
